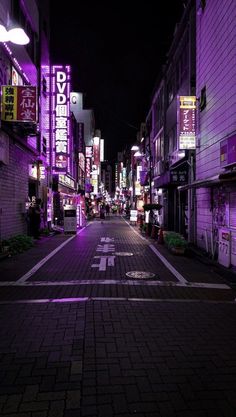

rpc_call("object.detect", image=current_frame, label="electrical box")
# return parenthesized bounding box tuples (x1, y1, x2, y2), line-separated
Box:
(218, 228, 231, 268)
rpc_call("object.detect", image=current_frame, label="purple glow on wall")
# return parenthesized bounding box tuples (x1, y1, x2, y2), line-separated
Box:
(220, 135, 236, 167)
(51, 65, 71, 174)
(41, 65, 50, 165)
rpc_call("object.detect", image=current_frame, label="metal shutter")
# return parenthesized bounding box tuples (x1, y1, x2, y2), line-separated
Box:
(229, 192, 236, 228)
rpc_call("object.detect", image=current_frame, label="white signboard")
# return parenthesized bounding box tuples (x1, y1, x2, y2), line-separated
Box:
(130, 210, 138, 222)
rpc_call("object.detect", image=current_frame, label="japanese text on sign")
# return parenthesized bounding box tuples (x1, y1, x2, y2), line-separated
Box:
(1, 86, 37, 122)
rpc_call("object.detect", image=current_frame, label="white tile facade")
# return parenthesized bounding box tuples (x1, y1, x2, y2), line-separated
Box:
(196, 0, 236, 249)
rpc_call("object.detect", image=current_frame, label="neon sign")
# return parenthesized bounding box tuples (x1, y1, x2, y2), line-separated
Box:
(52, 65, 71, 174)
(178, 96, 196, 150)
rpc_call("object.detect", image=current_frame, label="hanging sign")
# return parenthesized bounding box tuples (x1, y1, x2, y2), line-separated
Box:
(178, 96, 196, 150)
(1, 85, 37, 122)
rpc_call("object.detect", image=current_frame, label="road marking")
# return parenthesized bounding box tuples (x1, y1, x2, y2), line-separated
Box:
(125, 218, 197, 286)
(0, 297, 234, 305)
(91, 255, 115, 271)
(96, 244, 115, 253)
(0, 279, 230, 289)
(149, 244, 188, 284)
(16, 227, 87, 284)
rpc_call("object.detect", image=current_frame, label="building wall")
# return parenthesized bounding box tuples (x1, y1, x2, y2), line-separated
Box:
(196, 0, 236, 247)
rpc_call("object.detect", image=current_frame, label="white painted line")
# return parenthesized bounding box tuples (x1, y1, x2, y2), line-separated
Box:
(0, 279, 230, 289)
(149, 244, 189, 284)
(16, 227, 87, 284)
(91, 255, 115, 271)
(125, 218, 188, 284)
(126, 220, 232, 289)
(0, 297, 235, 305)
(187, 282, 230, 289)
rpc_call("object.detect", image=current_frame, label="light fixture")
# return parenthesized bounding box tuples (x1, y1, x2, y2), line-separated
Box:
(133, 151, 142, 157)
(0, 24, 30, 45)
(131, 145, 139, 151)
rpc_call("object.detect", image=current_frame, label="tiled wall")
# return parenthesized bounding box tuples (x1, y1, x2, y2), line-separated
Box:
(196, 0, 236, 247)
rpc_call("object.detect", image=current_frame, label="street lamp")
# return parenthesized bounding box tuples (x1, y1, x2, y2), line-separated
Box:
(0, 24, 30, 45)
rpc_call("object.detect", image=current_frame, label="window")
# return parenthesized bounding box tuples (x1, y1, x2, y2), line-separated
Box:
(200, 86, 206, 111)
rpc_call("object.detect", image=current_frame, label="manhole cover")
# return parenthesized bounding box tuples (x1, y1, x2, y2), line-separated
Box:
(114, 252, 134, 256)
(126, 271, 156, 279)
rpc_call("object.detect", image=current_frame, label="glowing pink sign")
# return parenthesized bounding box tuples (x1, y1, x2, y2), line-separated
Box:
(52, 65, 71, 174)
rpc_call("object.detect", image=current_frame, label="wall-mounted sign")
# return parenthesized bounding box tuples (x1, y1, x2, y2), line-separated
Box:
(1, 85, 37, 122)
(140, 170, 149, 186)
(59, 174, 75, 189)
(220, 135, 236, 167)
(52, 65, 71, 174)
(77, 122, 84, 152)
(29, 164, 38, 179)
(86, 146, 93, 158)
(170, 162, 188, 184)
(85, 157, 91, 178)
(78, 152, 85, 171)
(178, 96, 196, 150)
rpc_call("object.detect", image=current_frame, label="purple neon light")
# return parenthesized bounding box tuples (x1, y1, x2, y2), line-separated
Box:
(66, 65, 71, 174)
(51, 65, 71, 174)
(3, 43, 30, 83)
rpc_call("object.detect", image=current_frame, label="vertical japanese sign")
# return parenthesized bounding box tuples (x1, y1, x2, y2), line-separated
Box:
(1, 85, 37, 122)
(178, 96, 196, 150)
(52, 65, 71, 174)
(85, 146, 93, 179)
(77, 122, 84, 152)
(93, 137, 100, 166)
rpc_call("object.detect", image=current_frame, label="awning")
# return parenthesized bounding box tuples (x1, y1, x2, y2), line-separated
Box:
(178, 171, 236, 192)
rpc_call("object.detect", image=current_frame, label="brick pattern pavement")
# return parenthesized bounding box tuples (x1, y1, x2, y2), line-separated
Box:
(1, 300, 236, 416)
(28, 219, 176, 283)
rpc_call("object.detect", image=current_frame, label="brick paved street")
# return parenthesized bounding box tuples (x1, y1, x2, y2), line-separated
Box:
(0, 216, 236, 416)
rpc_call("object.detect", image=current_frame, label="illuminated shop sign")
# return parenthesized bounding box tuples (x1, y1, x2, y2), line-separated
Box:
(39, 165, 46, 180)
(29, 164, 37, 179)
(11, 66, 23, 86)
(78, 152, 85, 170)
(178, 96, 196, 150)
(52, 65, 71, 174)
(77, 122, 84, 152)
(1, 85, 37, 122)
(85, 157, 91, 178)
(86, 146, 93, 158)
(59, 174, 75, 189)
(93, 141, 100, 166)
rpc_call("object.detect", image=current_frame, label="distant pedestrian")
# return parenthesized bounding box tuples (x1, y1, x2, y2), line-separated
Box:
(30, 198, 43, 239)
(100, 204, 105, 223)
(105, 203, 110, 216)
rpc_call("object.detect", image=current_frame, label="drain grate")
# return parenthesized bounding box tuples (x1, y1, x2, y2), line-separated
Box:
(115, 252, 133, 256)
(126, 271, 156, 279)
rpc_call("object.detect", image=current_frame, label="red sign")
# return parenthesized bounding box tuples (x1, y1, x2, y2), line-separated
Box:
(1, 85, 37, 122)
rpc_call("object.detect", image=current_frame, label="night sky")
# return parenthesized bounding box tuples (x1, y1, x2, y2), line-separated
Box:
(49, 1, 185, 162)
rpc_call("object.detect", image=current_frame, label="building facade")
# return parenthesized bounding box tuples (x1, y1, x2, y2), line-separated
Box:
(193, 0, 236, 265)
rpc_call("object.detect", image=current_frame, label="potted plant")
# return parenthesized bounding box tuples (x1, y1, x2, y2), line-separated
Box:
(164, 231, 188, 255)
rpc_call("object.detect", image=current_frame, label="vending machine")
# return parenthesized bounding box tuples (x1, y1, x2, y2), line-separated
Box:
(218, 228, 231, 268)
